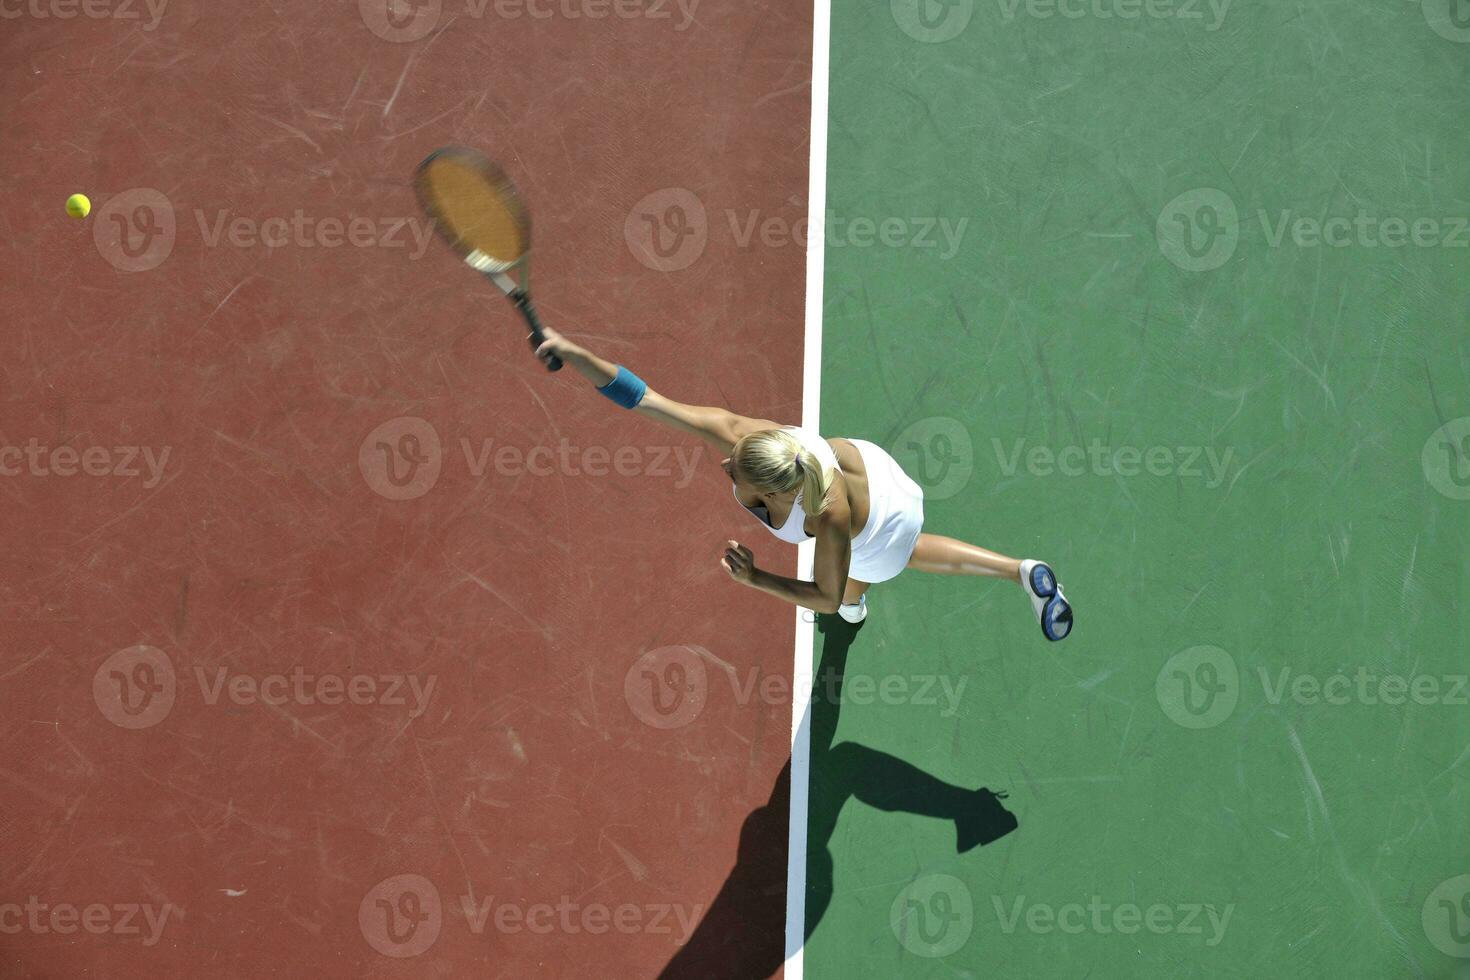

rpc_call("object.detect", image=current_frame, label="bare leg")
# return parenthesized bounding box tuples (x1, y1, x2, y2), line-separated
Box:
(906, 533, 1023, 585)
(833, 578, 871, 624)
(905, 534, 1072, 640)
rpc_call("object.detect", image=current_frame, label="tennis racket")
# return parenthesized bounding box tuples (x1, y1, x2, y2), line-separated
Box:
(414, 147, 562, 372)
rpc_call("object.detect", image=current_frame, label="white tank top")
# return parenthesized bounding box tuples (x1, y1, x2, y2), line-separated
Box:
(732, 427, 839, 543)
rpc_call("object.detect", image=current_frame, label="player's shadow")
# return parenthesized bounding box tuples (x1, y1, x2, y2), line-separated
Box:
(659, 614, 1018, 980)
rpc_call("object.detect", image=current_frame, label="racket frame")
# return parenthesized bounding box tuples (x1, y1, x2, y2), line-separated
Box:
(414, 147, 562, 372)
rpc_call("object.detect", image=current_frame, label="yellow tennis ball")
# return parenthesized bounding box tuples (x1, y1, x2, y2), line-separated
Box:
(66, 194, 91, 219)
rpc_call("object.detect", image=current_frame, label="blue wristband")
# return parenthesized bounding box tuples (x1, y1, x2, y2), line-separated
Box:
(597, 365, 647, 409)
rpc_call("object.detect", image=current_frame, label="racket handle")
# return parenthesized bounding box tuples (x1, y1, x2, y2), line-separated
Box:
(511, 292, 562, 372)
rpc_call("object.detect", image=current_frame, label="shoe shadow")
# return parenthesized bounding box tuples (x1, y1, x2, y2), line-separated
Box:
(659, 614, 1018, 979)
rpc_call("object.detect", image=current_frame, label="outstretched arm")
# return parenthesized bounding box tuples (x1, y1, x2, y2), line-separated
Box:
(535, 327, 780, 454)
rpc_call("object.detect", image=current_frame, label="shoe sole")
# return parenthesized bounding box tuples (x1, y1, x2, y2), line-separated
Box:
(1027, 563, 1072, 642)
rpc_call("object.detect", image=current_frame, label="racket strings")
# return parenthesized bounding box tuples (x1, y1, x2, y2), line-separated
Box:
(417, 154, 529, 269)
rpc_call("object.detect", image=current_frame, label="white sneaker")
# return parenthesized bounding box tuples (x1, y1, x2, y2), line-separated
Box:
(1019, 559, 1072, 641)
(837, 594, 867, 624)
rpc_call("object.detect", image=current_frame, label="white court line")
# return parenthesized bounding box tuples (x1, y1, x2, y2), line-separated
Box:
(783, 0, 830, 975)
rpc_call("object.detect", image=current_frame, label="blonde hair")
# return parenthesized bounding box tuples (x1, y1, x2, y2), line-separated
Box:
(733, 429, 836, 516)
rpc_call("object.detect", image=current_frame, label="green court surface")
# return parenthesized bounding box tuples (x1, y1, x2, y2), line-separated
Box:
(804, 1, 1470, 976)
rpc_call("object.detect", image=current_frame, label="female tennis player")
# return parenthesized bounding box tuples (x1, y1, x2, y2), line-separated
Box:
(533, 330, 1072, 639)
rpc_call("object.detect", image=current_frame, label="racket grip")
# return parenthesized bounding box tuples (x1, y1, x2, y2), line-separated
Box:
(511, 292, 562, 372)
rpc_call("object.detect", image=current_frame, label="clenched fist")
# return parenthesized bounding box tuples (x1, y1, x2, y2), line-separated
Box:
(721, 540, 756, 584)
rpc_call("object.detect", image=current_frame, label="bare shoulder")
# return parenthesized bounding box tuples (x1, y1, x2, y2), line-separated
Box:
(827, 438, 867, 478)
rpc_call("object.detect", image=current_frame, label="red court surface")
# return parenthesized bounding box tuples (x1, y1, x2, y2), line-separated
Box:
(3, 4, 812, 976)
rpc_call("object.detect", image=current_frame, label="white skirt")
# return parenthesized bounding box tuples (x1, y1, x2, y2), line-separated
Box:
(846, 439, 925, 584)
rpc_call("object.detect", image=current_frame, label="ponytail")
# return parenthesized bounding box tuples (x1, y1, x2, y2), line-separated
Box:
(793, 446, 836, 516)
